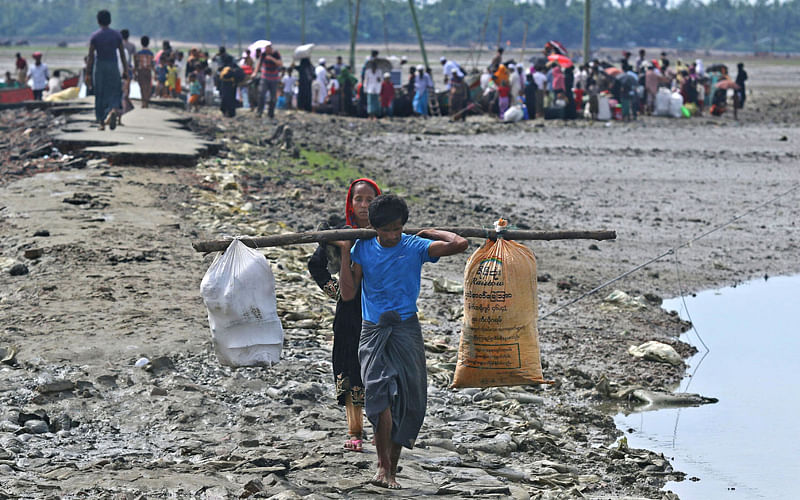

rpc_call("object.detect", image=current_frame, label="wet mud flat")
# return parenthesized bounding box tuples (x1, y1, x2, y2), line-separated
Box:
(1, 74, 798, 498)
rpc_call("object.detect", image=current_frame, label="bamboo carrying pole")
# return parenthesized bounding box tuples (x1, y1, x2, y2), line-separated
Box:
(192, 228, 616, 253)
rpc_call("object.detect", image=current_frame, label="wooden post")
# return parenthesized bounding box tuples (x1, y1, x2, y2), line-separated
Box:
(382, 0, 390, 54)
(192, 228, 617, 253)
(265, 0, 271, 40)
(349, 0, 361, 72)
(408, 0, 429, 71)
(236, 0, 242, 55)
(219, 0, 226, 45)
(520, 21, 528, 65)
(583, 0, 591, 63)
(301, 0, 306, 44)
(474, 2, 493, 69)
(497, 15, 503, 51)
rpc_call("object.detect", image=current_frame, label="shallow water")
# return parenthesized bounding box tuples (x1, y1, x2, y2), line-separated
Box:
(615, 275, 800, 499)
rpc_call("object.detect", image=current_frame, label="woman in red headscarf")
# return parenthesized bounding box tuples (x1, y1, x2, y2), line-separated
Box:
(308, 178, 381, 452)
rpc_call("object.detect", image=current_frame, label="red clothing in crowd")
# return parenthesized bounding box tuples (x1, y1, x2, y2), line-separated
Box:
(380, 80, 395, 108)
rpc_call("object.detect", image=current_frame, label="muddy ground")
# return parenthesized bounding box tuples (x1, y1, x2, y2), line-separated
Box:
(1, 69, 798, 499)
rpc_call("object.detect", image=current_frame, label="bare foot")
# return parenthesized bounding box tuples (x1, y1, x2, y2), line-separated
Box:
(370, 471, 401, 489)
(370, 471, 388, 488)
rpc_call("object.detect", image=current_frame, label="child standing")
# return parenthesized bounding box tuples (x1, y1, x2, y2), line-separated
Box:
(166, 58, 178, 97)
(379, 72, 395, 118)
(281, 67, 297, 109)
(496, 78, 511, 119)
(155, 60, 167, 98)
(187, 73, 202, 112)
(337, 194, 468, 489)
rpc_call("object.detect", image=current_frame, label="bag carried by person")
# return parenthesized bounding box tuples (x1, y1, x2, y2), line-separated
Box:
(452, 220, 549, 388)
(200, 239, 284, 366)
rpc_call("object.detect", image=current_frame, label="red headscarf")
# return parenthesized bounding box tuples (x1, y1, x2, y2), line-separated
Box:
(345, 178, 381, 228)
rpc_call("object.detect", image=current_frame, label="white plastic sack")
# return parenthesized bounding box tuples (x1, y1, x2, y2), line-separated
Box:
(654, 88, 672, 116)
(503, 105, 524, 123)
(628, 341, 682, 366)
(294, 43, 314, 60)
(669, 91, 684, 118)
(200, 239, 284, 366)
(597, 95, 611, 121)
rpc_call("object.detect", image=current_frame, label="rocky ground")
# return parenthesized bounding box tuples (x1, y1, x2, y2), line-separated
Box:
(1, 72, 798, 499)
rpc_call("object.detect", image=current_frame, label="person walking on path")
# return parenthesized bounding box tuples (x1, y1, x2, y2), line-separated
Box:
(86, 9, 128, 130)
(15, 53, 28, 86)
(255, 43, 282, 119)
(337, 194, 468, 489)
(27, 52, 49, 101)
(135, 36, 154, 108)
(308, 179, 382, 454)
(120, 29, 135, 114)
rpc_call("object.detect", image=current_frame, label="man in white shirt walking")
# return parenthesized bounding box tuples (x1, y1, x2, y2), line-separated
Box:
(27, 52, 49, 101)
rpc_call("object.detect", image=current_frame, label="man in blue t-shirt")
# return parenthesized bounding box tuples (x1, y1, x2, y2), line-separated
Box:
(337, 194, 468, 489)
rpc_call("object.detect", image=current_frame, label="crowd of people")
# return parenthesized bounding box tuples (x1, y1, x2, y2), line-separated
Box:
(469, 45, 750, 122)
(147, 41, 750, 123)
(205, 47, 450, 121)
(2, 9, 752, 129)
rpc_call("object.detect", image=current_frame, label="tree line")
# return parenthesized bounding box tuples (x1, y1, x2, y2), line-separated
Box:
(2, 0, 799, 54)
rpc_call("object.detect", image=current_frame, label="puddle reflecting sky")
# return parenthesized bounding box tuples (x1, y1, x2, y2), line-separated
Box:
(615, 275, 800, 499)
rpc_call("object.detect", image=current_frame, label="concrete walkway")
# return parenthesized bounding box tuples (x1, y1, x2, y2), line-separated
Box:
(53, 97, 215, 165)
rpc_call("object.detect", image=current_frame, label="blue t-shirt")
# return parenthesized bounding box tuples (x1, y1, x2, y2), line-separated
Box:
(90, 27, 123, 62)
(351, 233, 438, 323)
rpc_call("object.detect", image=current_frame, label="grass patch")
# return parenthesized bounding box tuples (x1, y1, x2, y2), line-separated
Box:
(243, 147, 417, 201)
(291, 150, 420, 201)
(295, 150, 364, 185)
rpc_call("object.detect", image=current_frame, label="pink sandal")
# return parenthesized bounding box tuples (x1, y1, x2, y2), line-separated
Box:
(344, 438, 363, 452)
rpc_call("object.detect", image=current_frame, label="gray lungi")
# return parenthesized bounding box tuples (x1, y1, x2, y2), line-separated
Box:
(93, 59, 122, 123)
(359, 312, 427, 449)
